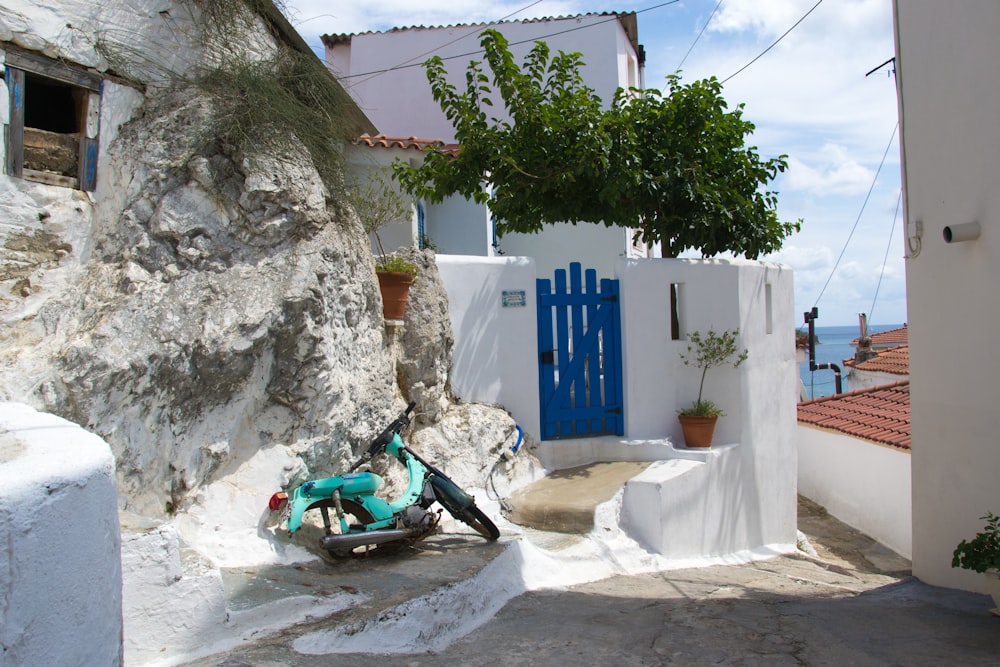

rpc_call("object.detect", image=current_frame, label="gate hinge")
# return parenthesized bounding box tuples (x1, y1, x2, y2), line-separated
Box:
(541, 350, 554, 364)
(605, 407, 622, 414)
(601, 295, 618, 302)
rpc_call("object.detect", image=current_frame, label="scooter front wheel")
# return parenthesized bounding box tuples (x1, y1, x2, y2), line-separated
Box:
(455, 504, 500, 541)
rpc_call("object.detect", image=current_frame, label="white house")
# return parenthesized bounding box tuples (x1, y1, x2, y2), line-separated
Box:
(894, 0, 1000, 593)
(844, 344, 909, 391)
(326, 13, 657, 281)
(346, 134, 496, 257)
(797, 382, 912, 559)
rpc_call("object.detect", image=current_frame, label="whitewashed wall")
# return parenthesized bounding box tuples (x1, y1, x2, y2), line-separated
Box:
(618, 257, 799, 553)
(436, 255, 540, 434)
(846, 368, 905, 391)
(798, 425, 912, 558)
(617, 258, 797, 445)
(328, 16, 638, 141)
(895, 0, 1000, 592)
(0, 402, 122, 665)
(439, 255, 799, 554)
(501, 222, 632, 282)
(426, 195, 493, 256)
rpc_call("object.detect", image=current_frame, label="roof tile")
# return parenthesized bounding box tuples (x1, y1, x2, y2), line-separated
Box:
(851, 324, 908, 347)
(353, 134, 460, 157)
(844, 345, 909, 374)
(797, 381, 910, 450)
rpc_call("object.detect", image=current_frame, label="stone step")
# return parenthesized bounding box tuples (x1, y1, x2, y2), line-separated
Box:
(504, 461, 652, 533)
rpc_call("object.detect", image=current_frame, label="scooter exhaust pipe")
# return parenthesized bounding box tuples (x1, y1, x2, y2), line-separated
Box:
(321, 528, 414, 551)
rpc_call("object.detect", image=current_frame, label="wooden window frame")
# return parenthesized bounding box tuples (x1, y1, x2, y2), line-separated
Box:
(4, 48, 102, 191)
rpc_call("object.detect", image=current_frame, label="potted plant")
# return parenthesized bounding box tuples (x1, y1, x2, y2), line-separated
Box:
(346, 167, 419, 320)
(677, 328, 748, 447)
(952, 512, 1000, 609)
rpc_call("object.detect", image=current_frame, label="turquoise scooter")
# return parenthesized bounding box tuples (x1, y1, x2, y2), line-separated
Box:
(269, 402, 499, 557)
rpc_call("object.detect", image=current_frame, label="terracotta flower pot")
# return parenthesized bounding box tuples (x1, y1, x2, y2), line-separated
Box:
(678, 414, 718, 448)
(376, 271, 414, 321)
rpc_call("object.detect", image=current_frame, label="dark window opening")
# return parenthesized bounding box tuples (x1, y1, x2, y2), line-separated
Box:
(24, 73, 84, 133)
(22, 73, 88, 179)
(670, 282, 682, 340)
(4, 49, 102, 191)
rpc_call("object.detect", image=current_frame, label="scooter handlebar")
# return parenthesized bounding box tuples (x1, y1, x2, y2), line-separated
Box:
(364, 402, 418, 458)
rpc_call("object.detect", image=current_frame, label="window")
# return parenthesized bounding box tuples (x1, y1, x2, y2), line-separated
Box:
(4, 48, 102, 190)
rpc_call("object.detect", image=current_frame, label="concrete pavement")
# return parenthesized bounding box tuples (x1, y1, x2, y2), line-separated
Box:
(181, 496, 1000, 666)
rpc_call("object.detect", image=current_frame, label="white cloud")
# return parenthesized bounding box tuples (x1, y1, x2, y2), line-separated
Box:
(784, 143, 876, 195)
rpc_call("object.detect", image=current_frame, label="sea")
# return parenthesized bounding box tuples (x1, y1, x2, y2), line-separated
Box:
(799, 323, 905, 400)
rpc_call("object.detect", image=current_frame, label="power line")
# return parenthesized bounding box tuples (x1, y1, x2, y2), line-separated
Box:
(348, 1, 546, 88)
(337, 1, 681, 83)
(676, 0, 723, 72)
(808, 121, 899, 314)
(721, 0, 823, 84)
(868, 189, 902, 325)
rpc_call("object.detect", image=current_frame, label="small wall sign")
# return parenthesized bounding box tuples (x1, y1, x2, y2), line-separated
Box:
(502, 290, 526, 308)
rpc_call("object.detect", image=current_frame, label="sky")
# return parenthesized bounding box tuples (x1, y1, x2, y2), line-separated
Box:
(279, 0, 904, 328)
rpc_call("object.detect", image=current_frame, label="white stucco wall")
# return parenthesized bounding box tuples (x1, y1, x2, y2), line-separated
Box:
(0, 402, 122, 665)
(328, 16, 638, 141)
(894, 0, 1000, 592)
(426, 195, 493, 256)
(346, 145, 495, 257)
(436, 255, 540, 435)
(439, 255, 798, 554)
(846, 368, 905, 391)
(616, 258, 797, 443)
(798, 425, 912, 559)
(501, 223, 632, 281)
(618, 257, 799, 552)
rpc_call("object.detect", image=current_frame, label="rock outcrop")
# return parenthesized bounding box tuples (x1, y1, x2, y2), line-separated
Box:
(0, 0, 525, 522)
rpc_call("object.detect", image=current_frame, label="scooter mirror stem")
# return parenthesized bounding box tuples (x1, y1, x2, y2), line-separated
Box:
(348, 453, 370, 473)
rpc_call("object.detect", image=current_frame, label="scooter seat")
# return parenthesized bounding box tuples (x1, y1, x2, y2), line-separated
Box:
(339, 471, 383, 495)
(301, 472, 384, 499)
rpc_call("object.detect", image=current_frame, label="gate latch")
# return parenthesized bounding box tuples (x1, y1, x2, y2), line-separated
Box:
(541, 350, 554, 364)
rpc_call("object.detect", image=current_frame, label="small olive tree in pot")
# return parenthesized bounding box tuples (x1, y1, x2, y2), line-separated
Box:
(346, 167, 419, 320)
(677, 329, 748, 447)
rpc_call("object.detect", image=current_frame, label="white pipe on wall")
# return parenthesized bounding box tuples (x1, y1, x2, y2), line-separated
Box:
(942, 221, 981, 243)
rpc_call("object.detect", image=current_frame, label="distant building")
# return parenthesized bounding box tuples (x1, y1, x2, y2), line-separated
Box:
(797, 381, 911, 558)
(326, 13, 657, 279)
(844, 344, 909, 391)
(850, 323, 908, 349)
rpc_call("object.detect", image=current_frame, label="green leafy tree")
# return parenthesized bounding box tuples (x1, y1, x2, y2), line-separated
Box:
(394, 30, 800, 259)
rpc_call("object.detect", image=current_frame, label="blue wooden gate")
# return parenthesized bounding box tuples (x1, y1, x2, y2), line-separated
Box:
(537, 263, 624, 440)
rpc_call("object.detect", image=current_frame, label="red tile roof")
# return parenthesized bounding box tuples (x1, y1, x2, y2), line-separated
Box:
(844, 345, 909, 375)
(353, 134, 460, 157)
(797, 381, 910, 450)
(851, 324, 908, 347)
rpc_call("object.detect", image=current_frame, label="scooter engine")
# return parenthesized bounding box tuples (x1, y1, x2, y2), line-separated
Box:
(401, 505, 438, 534)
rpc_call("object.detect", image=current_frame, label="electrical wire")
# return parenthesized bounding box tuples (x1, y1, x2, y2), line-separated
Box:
(347, 1, 546, 88)
(867, 189, 902, 325)
(676, 0, 723, 72)
(336, 1, 681, 82)
(721, 0, 823, 84)
(807, 121, 899, 315)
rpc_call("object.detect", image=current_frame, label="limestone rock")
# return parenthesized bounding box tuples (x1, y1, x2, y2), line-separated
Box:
(396, 247, 453, 424)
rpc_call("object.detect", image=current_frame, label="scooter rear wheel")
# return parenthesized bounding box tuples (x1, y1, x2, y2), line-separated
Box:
(455, 504, 500, 541)
(305, 498, 376, 558)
